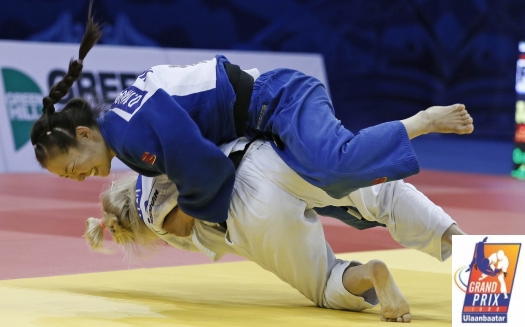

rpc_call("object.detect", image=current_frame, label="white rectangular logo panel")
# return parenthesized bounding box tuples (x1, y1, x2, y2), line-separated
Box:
(452, 235, 524, 326)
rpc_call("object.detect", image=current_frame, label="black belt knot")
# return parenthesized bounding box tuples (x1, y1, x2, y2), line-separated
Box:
(224, 62, 254, 137)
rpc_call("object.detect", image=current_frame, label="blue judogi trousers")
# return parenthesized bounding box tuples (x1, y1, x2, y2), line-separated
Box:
(246, 68, 420, 198)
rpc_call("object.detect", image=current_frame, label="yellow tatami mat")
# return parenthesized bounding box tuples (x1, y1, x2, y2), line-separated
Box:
(0, 249, 452, 326)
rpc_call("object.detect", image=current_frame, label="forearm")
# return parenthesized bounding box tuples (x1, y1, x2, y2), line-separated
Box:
(162, 206, 195, 237)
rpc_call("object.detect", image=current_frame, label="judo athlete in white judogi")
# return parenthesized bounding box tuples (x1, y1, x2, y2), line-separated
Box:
(85, 139, 464, 323)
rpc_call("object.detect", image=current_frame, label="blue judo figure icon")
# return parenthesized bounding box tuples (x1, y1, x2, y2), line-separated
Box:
(466, 237, 502, 277)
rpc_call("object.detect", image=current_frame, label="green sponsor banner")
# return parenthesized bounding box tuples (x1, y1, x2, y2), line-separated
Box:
(1, 68, 42, 150)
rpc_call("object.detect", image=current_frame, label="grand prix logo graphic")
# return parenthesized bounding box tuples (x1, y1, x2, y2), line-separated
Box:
(1, 68, 43, 150)
(454, 237, 521, 323)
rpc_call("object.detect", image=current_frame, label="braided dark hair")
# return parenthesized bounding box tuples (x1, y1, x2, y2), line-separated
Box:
(30, 0, 102, 166)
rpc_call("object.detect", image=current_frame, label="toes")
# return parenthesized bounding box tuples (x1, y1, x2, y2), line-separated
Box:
(380, 313, 412, 323)
(399, 313, 412, 323)
(463, 122, 474, 133)
(460, 115, 473, 125)
(458, 114, 474, 134)
(459, 125, 474, 134)
(461, 111, 472, 121)
(460, 110, 470, 118)
(450, 103, 465, 112)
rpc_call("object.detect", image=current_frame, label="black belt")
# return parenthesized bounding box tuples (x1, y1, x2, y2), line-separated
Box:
(224, 62, 286, 151)
(224, 62, 254, 137)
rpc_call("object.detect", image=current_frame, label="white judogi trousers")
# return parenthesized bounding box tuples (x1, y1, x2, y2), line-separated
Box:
(148, 140, 455, 311)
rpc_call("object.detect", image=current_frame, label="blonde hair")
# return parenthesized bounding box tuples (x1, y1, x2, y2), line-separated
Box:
(84, 174, 160, 256)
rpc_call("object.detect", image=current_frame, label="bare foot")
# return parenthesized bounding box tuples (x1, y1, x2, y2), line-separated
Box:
(401, 103, 474, 140)
(423, 104, 474, 135)
(369, 260, 412, 323)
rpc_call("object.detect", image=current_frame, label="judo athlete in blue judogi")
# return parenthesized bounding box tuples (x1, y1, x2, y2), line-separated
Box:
(97, 55, 424, 221)
(31, 14, 474, 225)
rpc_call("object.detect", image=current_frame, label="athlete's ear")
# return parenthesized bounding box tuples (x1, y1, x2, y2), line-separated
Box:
(76, 126, 94, 140)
